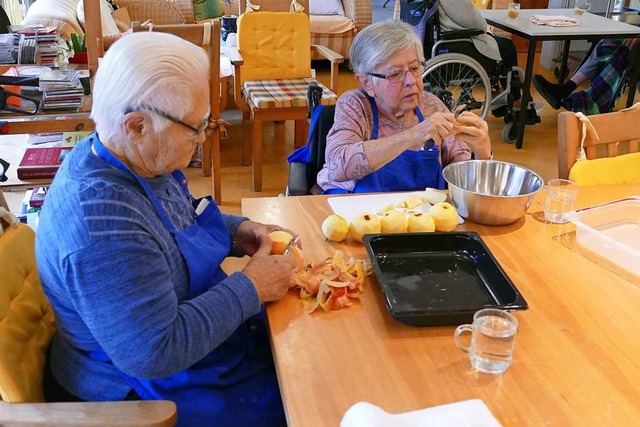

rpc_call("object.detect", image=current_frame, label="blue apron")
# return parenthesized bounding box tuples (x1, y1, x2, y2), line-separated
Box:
(91, 135, 285, 426)
(324, 97, 445, 194)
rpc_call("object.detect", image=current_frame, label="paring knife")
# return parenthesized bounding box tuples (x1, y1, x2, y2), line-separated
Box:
(282, 234, 300, 256)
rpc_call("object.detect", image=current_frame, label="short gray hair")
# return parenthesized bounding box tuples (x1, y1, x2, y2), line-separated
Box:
(349, 20, 424, 75)
(91, 32, 209, 141)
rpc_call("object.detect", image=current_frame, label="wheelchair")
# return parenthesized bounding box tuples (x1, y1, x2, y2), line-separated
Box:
(286, 82, 334, 196)
(400, 0, 541, 143)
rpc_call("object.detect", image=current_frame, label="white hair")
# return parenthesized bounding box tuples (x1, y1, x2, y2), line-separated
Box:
(91, 32, 210, 142)
(350, 20, 424, 76)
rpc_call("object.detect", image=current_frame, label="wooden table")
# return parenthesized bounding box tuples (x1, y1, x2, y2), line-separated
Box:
(481, 9, 640, 149)
(242, 185, 640, 426)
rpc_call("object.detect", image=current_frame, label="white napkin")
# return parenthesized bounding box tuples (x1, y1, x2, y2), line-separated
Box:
(340, 399, 502, 427)
(529, 14, 579, 26)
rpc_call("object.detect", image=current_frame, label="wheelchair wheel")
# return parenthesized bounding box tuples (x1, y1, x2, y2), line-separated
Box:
(502, 122, 517, 144)
(422, 53, 492, 119)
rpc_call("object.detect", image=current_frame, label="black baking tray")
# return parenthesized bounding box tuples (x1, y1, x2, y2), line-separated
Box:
(363, 232, 528, 326)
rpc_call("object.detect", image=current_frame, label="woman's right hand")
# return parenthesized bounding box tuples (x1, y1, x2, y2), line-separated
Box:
(242, 238, 297, 303)
(409, 111, 456, 149)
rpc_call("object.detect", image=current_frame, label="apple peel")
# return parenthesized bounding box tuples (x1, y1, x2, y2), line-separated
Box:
(291, 250, 370, 313)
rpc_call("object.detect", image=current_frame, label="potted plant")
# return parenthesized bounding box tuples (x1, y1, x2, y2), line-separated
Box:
(67, 33, 88, 64)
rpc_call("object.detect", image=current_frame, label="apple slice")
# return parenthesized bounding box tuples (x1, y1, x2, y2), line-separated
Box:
(422, 188, 448, 205)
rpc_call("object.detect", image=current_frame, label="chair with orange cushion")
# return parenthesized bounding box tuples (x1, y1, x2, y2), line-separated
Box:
(0, 218, 177, 425)
(229, 0, 343, 191)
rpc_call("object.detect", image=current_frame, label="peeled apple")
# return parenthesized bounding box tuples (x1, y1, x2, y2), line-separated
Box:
(407, 212, 435, 232)
(428, 202, 458, 232)
(348, 213, 381, 243)
(380, 210, 407, 233)
(321, 214, 349, 242)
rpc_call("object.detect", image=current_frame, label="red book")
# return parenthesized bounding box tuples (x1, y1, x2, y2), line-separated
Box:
(17, 147, 72, 180)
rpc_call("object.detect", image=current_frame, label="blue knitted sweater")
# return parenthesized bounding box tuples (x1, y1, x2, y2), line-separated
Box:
(35, 136, 260, 401)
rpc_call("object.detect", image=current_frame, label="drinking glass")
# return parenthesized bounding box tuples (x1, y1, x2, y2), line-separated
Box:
(543, 179, 580, 224)
(454, 309, 518, 374)
(574, 0, 591, 15)
(507, 3, 521, 19)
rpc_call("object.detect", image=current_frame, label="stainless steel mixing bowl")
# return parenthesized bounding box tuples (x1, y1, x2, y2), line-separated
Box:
(442, 160, 543, 226)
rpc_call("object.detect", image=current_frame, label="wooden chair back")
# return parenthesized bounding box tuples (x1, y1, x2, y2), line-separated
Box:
(115, 0, 187, 24)
(557, 109, 640, 179)
(132, 21, 223, 204)
(82, 0, 104, 92)
(238, 0, 309, 14)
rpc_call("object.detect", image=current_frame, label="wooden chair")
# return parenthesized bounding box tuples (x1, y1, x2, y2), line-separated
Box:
(557, 109, 640, 181)
(132, 21, 224, 204)
(229, 1, 343, 191)
(237, 0, 343, 94)
(0, 221, 177, 426)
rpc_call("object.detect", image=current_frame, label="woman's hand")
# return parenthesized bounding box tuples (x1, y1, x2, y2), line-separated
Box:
(233, 220, 299, 257)
(240, 223, 298, 303)
(242, 246, 297, 302)
(410, 111, 456, 149)
(453, 111, 492, 159)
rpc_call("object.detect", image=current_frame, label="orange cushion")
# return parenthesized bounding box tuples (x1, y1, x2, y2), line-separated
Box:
(569, 152, 640, 186)
(0, 224, 55, 403)
(237, 12, 311, 84)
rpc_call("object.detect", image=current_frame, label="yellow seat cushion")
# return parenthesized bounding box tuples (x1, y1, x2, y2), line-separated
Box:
(0, 224, 55, 403)
(569, 152, 640, 186)
(237, 11, 311, 84)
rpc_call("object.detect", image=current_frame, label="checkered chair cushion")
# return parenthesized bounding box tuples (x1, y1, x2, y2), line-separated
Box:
(243, 78, 338, 109)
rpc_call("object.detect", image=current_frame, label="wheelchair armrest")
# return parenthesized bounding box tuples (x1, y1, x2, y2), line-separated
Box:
(440, 29, 484, 40)
(287, 162, 310, 196)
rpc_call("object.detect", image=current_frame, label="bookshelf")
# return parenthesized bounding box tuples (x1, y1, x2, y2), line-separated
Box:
(0, 0, 102, 208)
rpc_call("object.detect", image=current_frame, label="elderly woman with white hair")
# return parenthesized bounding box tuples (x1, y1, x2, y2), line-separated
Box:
(316, 20, 492, 194)
(35, 32, 295, 426)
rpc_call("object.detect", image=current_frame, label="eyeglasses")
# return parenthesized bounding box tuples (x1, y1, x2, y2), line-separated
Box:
(367, 62, 426, 84)
(125, 106, 212, 138)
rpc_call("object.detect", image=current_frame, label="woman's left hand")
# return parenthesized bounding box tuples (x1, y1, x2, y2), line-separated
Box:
(453, 111, 492, 159)
(234, 221, 300, 257)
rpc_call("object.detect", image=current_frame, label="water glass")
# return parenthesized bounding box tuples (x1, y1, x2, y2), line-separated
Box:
(574, 0, 591, 15)
(507, 2, 521, 19)
(454, 309, 518, 374)
(543, 179, 580, 224)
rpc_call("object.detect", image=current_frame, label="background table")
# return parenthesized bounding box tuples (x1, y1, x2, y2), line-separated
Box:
(481, 8, 640, 149)
(242, 186, 640, 426)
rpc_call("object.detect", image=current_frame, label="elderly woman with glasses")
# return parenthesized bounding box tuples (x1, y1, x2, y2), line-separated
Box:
(35, 32, 296, 426)
(316, 20, 492, 194)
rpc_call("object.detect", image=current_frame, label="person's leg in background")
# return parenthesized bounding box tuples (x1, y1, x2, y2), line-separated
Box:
(533, 40, 604, 109)
(493, 35, 518, 73)
(492, 35, 519, 98)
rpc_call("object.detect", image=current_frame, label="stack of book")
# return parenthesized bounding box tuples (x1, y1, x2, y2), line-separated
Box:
(38, 69, 84, 111)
